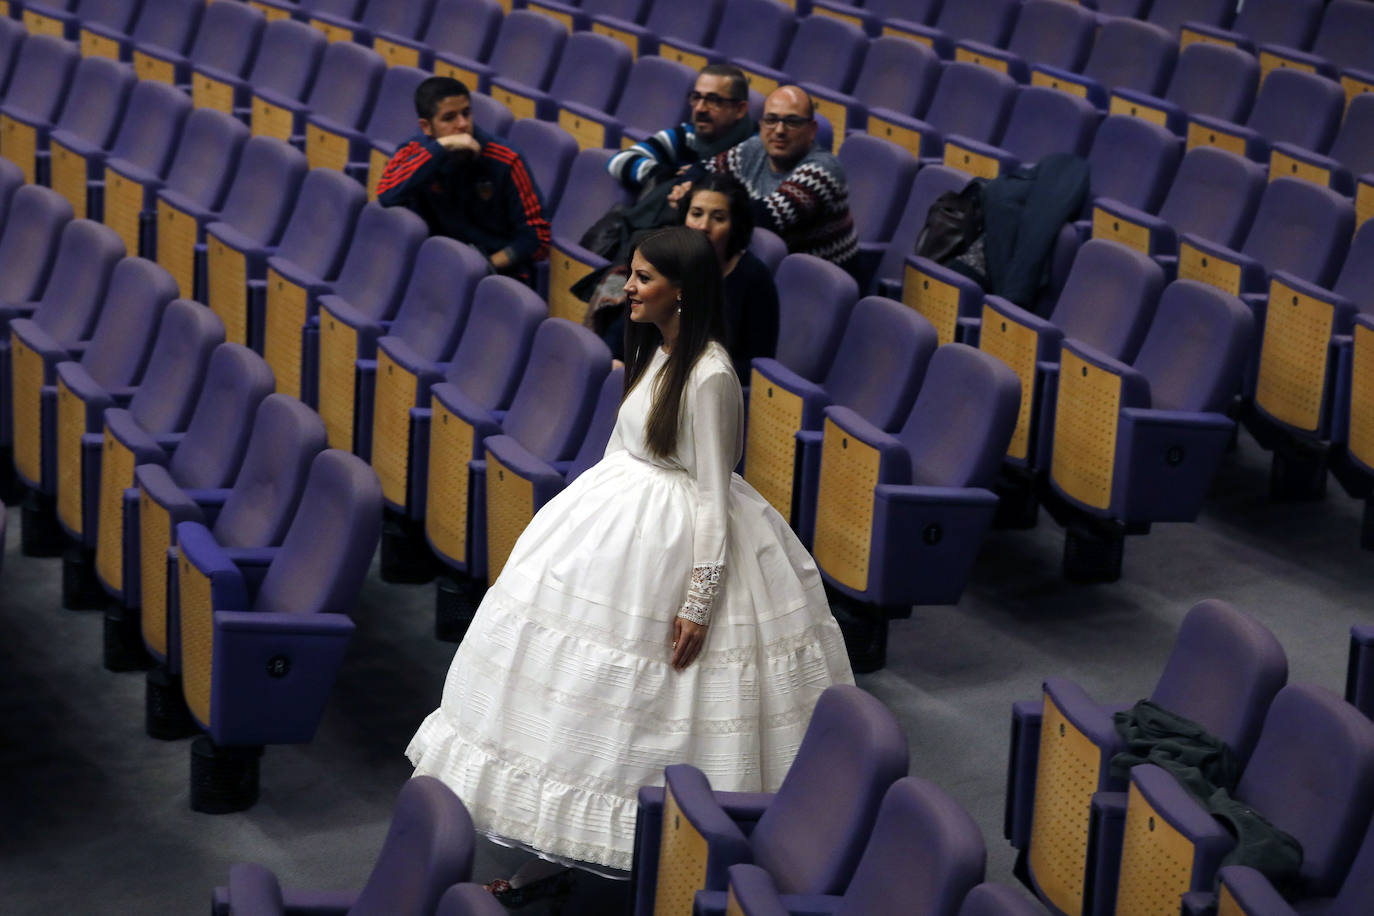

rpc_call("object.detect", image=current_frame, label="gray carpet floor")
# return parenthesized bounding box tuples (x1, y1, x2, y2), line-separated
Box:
(1, 430, 1368, 914)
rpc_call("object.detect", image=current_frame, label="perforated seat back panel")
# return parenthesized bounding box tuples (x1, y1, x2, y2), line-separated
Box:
(811, 418, 881, 593)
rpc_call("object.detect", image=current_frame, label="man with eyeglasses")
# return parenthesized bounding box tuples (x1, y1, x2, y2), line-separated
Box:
(705, 84, 856, 270)
(606, 64, 755, 195)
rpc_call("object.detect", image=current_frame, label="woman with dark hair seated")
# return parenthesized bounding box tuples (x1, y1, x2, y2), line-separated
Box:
(601, 173, 779, 382)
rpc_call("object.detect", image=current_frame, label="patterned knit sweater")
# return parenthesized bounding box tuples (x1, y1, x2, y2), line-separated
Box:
(708, 136, 857, 268)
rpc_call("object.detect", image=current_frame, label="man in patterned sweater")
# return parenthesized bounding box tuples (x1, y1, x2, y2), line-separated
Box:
(377, 77, 550, 284)
(705, 85, 857, 271)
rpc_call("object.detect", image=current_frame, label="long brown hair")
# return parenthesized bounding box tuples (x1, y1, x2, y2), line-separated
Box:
(623, 227, 726, 458)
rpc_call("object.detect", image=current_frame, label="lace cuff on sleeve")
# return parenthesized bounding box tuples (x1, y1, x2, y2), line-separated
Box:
(677, 564, 722, 626)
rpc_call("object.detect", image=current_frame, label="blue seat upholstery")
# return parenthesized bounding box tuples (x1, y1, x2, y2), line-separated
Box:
(0, 218, 123, 452)
(426, 318, 609, 584)
(370, 0, 501, 73)
(201, 140, 314, 351)
(316, 236, 487, 460)
(360, 65, 430, 199)
(809, 35, 941, 151)
(716, 776, 986, 916)
(589, 0, 723, 60)
(93, 80, 194, 256)
(885, 0, 1018, 60)
(174, 449, 382, 811)
(1006, 599, 1287, 916)
(135, 0, 264, 92)
(1031, 18, 1177, 110)
(557, 53, 695, 152)
(942, 86, 1100, 180)
(0, 33, 79, 184)
(253, 38, 384, 150)
(57, 300, 222, 562)
(1180, 0, 1322, 56)
(631, 684, 908, 915)
(490, 31, 631, 128)
(191, 16, 319, 117)
(874, 163, 971, 308)
(954, 0, 1097, 84)
(1252, 0, 1374, 102)
(1269, 92, 1374, 198)
(13, 54, 131, 196)
(731, 13, 867, 100)
(865, 61, 1017, 165)
(542, 148, 632, 323)
(434, 9, 565, 96)
(1186, 67, 1344, 165)
(306, 0, 434, 49)
(1110, 41, 1260, 138)
(505, 118, 578, 215)
(956, 883, 1046, 916)
(79, 0, 202, 66)
(653, 0, 792, 80)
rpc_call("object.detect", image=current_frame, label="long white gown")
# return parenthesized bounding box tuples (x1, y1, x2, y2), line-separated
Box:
(406, 341, 854, 872)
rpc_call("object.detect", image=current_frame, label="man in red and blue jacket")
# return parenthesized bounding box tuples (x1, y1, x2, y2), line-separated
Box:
(377, 77, 550, 284)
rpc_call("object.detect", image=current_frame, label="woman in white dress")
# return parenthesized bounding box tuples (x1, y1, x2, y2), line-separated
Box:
(406, 226, 854, 886)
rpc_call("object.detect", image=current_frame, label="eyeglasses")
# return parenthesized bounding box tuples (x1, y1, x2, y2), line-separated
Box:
(686, 91, 744, 108)
(760, 114, 814, 131)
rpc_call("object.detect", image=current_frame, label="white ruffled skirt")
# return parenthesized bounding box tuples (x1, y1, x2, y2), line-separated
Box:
(406, 450, 854, 872)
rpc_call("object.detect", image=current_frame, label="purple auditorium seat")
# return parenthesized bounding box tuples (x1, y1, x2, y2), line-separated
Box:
(1006, 599, 1288, 916)
(956, 884, 1046, 916)
(1112, 684, 1374, 916)
(371, 275, 543, 530)
(256, 39, 384, 151)
(133, 0, 265, 90)
(829, 134, 917, 284)
(0, 158, 28, 246)
(97, 343, 275, 670)
(0, 17, 25, 97)
(193, 14, 310, 118)
(300, 46, 396, 176)
(731, 14, 867, 100)
(200, 145, 319, 350)
(1216, 801, 1374, 916)
(717, 776, 987, 916)
(979, 240, 1166, 474)
(542, 148, 632, 323)
(747, 227, 787, 276)
(1031, 18, 1178, 111)
(373, 0, 501, 73)
(1180, 0, 1323, 57)
(434, 9, 566, 96)
(1091, 146, 1266, 269)
(1271, 92, 1374, 199)
(327, 238, 489, 465)
(632, 685, 909, 914)
(480, 364, 623, 582)
(0, 34, 79, 184)
(588, 0, 725, 60)
(469, 91, 513, 139)
(214, 776, 475, 914)
(0, 219, 123, 458)
(954, 0, 1097, 84)
(506, 119, 577, 215)
(809, 35, 941, 151)
(267, 201, 426, 407)
(41, 57, 135, 220)
(1084, 115, 1182, 217)
(556, 53, 694, 151)
(1187, 68, 1345, 165)
(1110, 40, 1260, 138)
(747, 253, 857, 398)
(1248, 220, 1374, 499)
(136, 393, 325, 740)
(1336, 310, 1374, 548)
(174, 448, 382, 813)
(149, 111, 253, 302)
(877, 164, 977, 317)
(308, 0, 435, 49)
(361, 65, 431, 199)
(437, 883, 505, 916)
(654, 0, 793, 80)
(1349, 626, 1374, 720)
(749, 294, 935, 542)
(942, 86, 1100, 180)
(489, 30, 631, 127)
(54, 300, 222, 613)
(525, 0, 647, 34)
(0, 184, 75, 334)
(1043, 281, 1256, 581)
(810, 0, 940, 39)
(1146, 0, 1233, 36)
(867, 61, 1017, 165)
(1254, 0, 1374, 101)
(94, 80, 194, 257)
(9, 257, 177, 525)
(81, 0, 202, 69)
(241, 20, 326, 135)
(885, 0, 1019, 60)
(9, 54, 131, 196)
(808, 344, 1020, 671)
(1176, 180, 1355, 388)
(22, 0, 134, 43)
(426, 319, 609, 622)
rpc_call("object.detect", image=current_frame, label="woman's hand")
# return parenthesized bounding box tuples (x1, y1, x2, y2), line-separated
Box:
(671, 617, 707, 670)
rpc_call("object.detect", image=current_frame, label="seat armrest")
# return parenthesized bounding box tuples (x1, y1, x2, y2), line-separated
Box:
(751, 357, 831, 428)
(1215, 866, 1299, 916)
(1086, 791, 1128, 916)
(225, 862, 285, 916)
(866, 484, 1001, 606)
(1176, 233, 1266, 296)
(1006, 698, 1044, 847)
(662, 764, 752, 892)
(1030, 63, 1105, 108)
(1109, 88, 1186, 135)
